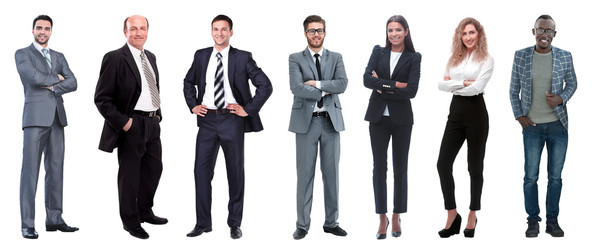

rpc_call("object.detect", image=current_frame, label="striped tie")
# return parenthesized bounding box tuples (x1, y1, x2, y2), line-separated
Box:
(140, 51, 160, 108)
(214, 52, 225, 109)
(42, 48, 52, 69)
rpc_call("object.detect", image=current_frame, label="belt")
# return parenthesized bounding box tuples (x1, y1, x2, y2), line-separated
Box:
(207, 109, 231, 114)
(133, 110, 157, 117)
(312, 111, 329, 118)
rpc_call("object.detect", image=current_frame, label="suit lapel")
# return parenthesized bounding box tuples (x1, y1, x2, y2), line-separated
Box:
(122, 44, 142, 87)
(29, 44, 52, 72)
(228, 46, 236, 86)
(391, 50, 411, 80)
(525, 46, 534, 88)
(302, 48, 319, 80)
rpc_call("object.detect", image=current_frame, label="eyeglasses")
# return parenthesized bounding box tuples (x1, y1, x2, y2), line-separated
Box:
(305, 28, 325, 35)
(535, 28, 555, 37)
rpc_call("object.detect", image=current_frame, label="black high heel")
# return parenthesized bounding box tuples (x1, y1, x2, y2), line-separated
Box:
(376, 219, 389, 239)
(438, 213, 461, 238)
(463, 218, 477, 238)
(392, 217, 401, 237)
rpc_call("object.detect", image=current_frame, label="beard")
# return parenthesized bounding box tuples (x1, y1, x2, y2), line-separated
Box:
(307, 37, 324, 49)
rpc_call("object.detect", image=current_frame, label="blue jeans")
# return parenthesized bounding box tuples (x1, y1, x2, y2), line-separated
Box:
(522, 121, 568, 221)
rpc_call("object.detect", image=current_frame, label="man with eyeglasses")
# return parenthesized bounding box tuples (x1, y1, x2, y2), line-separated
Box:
(15, 14, 78, 239)
(509, 14, 577, 238)
(289, 15, 348, 239)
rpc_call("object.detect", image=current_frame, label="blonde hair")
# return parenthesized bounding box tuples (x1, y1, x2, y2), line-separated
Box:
(446, 17, 488, 69)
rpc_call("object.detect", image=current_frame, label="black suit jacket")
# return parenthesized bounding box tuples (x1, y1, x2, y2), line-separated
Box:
(363, 45, 421, 125)
(183, 46, 272, 132)
(95, 44, 161, 152)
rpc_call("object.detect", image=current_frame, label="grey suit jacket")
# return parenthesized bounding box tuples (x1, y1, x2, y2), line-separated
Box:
(288, 48, 347, 134)
(15, 43, 77, 129)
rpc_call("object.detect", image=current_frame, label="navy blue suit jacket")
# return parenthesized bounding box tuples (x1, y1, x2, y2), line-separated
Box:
(363, 45, 421, 125)
(183, 46, 272, 132)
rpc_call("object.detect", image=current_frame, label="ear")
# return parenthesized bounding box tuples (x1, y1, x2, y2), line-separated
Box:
(405, 29, 409, 36)
(532, 28, 536, 35)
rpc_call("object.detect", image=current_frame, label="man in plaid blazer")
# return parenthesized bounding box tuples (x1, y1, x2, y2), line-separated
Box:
(509, 15, 577, 238)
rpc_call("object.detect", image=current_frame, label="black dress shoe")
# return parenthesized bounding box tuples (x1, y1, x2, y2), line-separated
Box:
(187, 226, 212, 237)
(46, 223, 79, 232)
(141, 215, 168, 225)
(293, 228, 308, 239)
(323, 225, 347, 236)
(438, 213, 461, 238)
(21, 228, 38, 239)
(230, 227, 242, 239)
(124, 226, 149, 239)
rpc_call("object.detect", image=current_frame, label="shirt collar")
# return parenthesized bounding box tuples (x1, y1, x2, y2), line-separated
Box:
(214, 45, 230, 58)
(308, 47, 324, 57)
(127, 42, 144, 57)
(33, 41, 48, 54)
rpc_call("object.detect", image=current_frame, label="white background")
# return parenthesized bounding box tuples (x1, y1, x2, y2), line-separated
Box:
(1, 0, 589, 239)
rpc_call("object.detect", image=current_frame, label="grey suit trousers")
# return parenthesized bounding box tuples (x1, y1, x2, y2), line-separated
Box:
(295, 116, 340, 230)
(20, 115, 65, 228)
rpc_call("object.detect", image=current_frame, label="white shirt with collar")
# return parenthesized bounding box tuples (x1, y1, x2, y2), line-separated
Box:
(202, 46, 238, 109)
(33, 41, 55, 91)
(127, 42, 158, 112)
(307, 47, 327, 112)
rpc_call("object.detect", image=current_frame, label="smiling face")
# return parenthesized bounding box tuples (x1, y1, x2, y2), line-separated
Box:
(533, 18, 555, 54)
(462, 23, 478, 53)
(32, 20, 52, 48)
(305, 22, 325, 52)
(212, 20, 233, 51)
(124, 15, 148, 50)
(387, 21, 407, 52)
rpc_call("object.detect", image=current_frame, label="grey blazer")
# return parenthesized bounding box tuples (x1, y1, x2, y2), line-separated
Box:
(15, 43, 77, 129)
(288, 48, 347, 134)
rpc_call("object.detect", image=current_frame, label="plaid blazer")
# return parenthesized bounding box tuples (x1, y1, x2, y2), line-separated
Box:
(509, 46, 577, 129)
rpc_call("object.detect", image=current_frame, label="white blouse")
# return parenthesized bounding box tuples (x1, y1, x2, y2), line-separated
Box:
(438, 53, 494, 96)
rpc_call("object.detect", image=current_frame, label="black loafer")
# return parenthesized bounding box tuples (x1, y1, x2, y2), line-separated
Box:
(230, 227, 242, 239)
(46, 223, 79, 232)
(124, 226, 149, 239)
(21, 228, 38, 239)
(141, 215, 168, 225)
(293, 228, 308, 239)
(187, 226, 212, 237)
(323, 225, 347, 236)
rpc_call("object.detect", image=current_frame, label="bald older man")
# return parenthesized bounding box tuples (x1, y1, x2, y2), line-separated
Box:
(95, 15, 166, 239)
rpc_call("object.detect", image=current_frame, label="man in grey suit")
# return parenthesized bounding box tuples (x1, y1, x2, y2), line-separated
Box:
(15, 15, 78, 239)
(289, 15, 348, 240)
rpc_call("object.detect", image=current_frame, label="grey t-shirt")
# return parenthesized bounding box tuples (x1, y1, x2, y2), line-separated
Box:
(527, 50, 558, 124)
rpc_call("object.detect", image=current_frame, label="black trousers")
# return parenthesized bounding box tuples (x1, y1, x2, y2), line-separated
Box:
(117, 113, 163, 229)
(194, 113, 245, 228)
(370, 117, 412, 214)
(437, 94, 488, 211)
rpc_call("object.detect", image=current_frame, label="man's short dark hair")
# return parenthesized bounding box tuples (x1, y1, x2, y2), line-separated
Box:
(33, 15, 52, 29)
(123, 16, 150, 32)
(303, 15, 325, 31)
(535, 14, 555, 28)
(212, 14, 233, 30)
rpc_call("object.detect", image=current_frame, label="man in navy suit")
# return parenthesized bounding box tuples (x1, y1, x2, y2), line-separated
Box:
(15, 14, 78, 239)
(95, 15, 167, 239)
(183, 14, 272, 239)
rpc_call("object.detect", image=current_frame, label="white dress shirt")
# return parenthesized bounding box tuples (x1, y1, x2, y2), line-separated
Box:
(438, 53, 494, 96)
(128, 42, 158, 112)
(201, 46, 237, 109)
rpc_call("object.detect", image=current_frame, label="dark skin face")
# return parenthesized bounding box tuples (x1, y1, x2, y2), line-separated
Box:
(532, 18, 556, 54)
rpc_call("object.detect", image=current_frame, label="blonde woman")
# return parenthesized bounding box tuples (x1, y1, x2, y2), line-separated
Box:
(436, 17, 493, 238)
